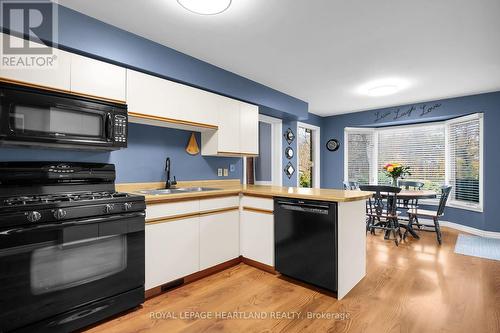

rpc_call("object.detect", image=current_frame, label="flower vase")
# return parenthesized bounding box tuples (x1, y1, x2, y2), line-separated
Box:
(392, 177, 399, 187)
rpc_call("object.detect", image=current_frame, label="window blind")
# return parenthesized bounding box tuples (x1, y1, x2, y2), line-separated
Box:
(448, 116, 481, 208)
(344, 113, 483, 212)
(346, 131, 374, 185)
(377, 125, 445, 191)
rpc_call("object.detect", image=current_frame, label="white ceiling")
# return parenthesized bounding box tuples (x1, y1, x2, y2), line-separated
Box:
(59, 0, 500, 116)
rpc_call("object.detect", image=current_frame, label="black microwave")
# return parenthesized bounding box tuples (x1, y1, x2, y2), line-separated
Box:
(0, 82, 128, 150)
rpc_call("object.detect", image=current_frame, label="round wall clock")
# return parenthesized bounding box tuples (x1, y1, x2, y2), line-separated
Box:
(285, 147, 294, 159)
(326, 139, 340, 152)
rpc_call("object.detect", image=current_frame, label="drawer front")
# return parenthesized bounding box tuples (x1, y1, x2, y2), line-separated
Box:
(241, 196, 274, 211)
(199, 196, 239, 212)
(146, 200, 200, 221)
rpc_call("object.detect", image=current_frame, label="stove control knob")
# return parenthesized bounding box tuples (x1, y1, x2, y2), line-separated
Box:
(27, 211, 41, 223)
(104, 204, 115, 213)
(124, 202, 132, 211)
(53, 209, 67, 220)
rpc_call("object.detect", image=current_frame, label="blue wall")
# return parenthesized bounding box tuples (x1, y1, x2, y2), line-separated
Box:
(320, 91, 500, 232)
(0, 124, 242, 183)
(0, 3, 308, 119)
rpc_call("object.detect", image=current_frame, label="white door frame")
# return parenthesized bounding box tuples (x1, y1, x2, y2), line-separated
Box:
(243, 115, 282, 186)
(297, 122, 321, 188)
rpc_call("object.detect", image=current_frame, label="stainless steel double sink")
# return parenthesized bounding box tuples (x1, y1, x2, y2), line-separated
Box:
(138, 187, 221, 195)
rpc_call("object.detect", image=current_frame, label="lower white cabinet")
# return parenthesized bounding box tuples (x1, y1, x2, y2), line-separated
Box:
(199, 210, 240, 270)
(145, 217, 200, 290)
(240, 209, 274, 266)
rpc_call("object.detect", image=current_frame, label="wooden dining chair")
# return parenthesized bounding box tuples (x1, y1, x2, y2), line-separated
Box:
(343, 181, 360, 190)
(360, 185, 402, 246)
(397, 180, 425, 227)
(405, 185, 452, 245)
(398, 180, 425, 190)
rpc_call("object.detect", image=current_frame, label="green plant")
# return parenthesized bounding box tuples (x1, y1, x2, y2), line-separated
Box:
(299, 172, 311, 188)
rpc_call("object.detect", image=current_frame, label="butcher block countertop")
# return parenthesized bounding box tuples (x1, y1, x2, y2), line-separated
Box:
(116, 180, 373, 204)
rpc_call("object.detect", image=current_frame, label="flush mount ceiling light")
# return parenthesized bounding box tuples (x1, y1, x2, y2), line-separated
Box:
(367, 85, 399, 96)
(177, 0, 232, 15)
(357, 78, 410, 97)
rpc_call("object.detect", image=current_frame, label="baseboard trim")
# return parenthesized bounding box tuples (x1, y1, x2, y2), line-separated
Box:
(240, 256, 277, 274)
(418, 218, 500, 239)
(145, 256, 275, 299)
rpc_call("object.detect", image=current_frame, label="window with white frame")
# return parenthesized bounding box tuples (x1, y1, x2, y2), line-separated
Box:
(447, 115, 482, 209)
(344, 113, 483, 211)
(345, 130, 375, 185)
(377, 124, 445, 191)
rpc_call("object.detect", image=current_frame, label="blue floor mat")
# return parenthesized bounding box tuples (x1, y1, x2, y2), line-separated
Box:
(454, 234, 500, 261)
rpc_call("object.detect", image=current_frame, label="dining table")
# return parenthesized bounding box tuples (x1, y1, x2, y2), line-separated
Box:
(381, 189, 438, 239)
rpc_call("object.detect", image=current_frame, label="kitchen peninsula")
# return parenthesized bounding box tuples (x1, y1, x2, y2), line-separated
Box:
(117, 180, 372, 300)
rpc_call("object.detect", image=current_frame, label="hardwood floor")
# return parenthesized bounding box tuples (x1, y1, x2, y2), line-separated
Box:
(85, 228, 500, 333)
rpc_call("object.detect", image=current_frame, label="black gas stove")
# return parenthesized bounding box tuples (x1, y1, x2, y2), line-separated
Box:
(0, 162, 145, 228)
(0, 162, 145, 333)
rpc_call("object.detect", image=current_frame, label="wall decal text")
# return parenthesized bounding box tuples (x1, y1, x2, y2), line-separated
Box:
(374, 103, 442, 122)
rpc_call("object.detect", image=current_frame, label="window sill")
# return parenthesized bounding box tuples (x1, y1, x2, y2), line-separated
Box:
(447, 201, 483, 213)
(419, 200, 483, 213)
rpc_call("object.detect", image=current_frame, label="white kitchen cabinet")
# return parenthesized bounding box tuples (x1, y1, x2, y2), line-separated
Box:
(201, 98, 259, 156)
(199, 210, 240, 270)
(146, 200, 200, 221)
(199, 196, 239, 211)
(127, 69, 179, 119)
(216, 97, 241, 154)
(126, 69, 218, 127)
(239, 102, 259, 155)
(70, 53, 126, 101)
(145, 217, 200, 290)
(240, 209, 274, 266)
(0, 33, 71, 91)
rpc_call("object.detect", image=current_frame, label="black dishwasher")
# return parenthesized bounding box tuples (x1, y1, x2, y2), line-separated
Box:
(274, 197, 337, 292)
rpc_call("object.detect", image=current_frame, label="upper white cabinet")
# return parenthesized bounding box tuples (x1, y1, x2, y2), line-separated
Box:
(0, 33, 125, 102)
(201, 99, 259, 156)
(0, 33, 71, 91)
(216, 97, 241, 154)
(70, 54, 126, 101)
(126, 69, 218, 127)
(239, 102, 259, 154)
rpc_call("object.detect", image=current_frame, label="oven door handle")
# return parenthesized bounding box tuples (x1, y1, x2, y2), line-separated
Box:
(0, 212, 145, 235)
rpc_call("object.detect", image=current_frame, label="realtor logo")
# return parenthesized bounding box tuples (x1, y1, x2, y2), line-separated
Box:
(1, 0, 58, 69)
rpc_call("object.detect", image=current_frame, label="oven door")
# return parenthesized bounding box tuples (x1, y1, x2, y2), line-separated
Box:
(0, 86, 117, 149)
(0, 212, 145, 332)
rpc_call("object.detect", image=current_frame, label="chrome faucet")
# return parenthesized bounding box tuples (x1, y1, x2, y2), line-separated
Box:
(165, 157, 177, 189)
